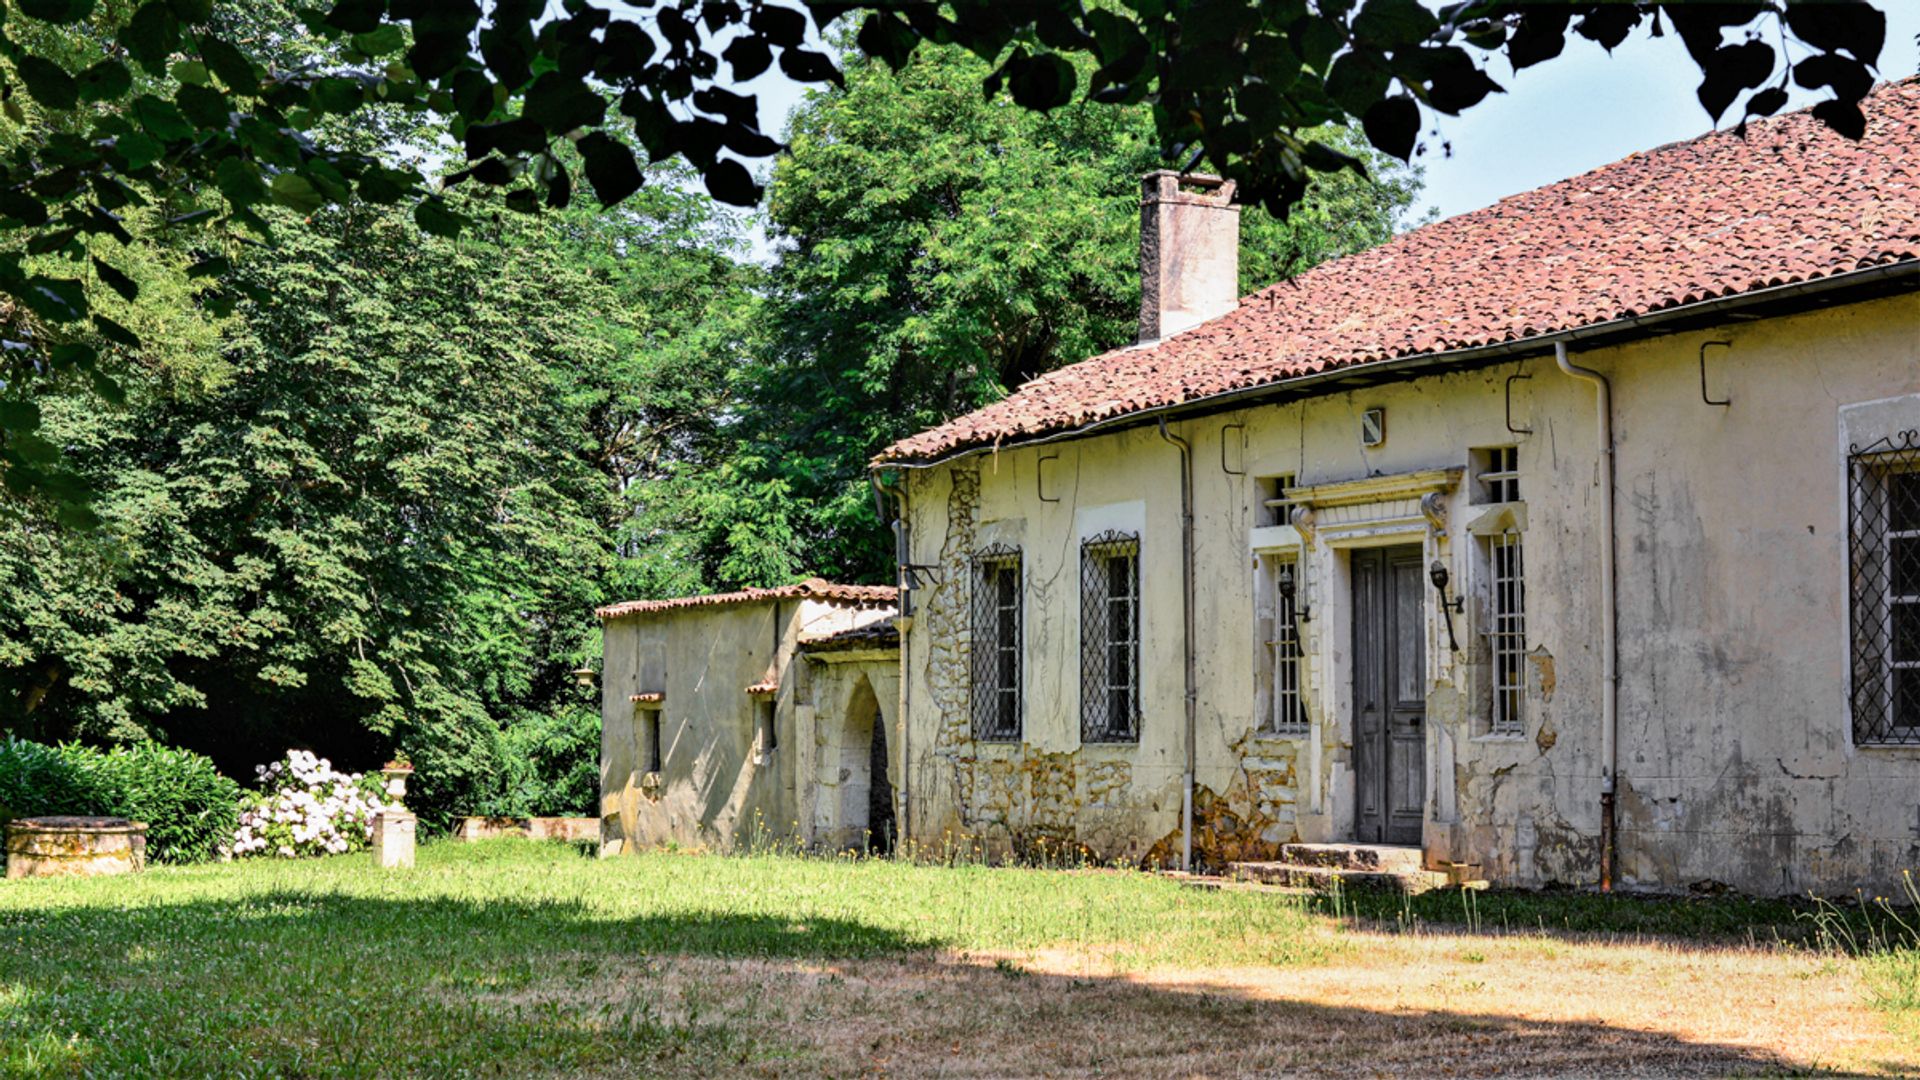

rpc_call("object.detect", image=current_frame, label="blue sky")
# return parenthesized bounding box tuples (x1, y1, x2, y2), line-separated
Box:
(739, 7, 1920, 239)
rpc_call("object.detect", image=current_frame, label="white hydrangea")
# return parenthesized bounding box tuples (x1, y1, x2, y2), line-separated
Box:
(232, 750, 391, 859)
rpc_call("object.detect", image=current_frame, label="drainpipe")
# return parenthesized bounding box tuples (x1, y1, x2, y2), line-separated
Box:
(1553, 342, 1619, 891)
(1156, 417, 1198, 873)
(869, 470, 912, 850)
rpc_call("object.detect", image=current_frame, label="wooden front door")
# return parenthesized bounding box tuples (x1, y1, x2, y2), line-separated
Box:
(1351, 545, 1427, 846)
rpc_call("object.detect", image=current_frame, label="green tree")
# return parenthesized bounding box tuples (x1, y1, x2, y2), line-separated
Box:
(665, 43, 1422, 586)
(0, 167, 754, 823)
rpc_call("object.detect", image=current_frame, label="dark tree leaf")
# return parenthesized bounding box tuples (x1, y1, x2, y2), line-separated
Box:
(19, 0, 95, 23)
(1362, 94, 1419, 161)
(1423, 52, 1502, 115)
(132, 95, 194, 142)
(114, 131, 163, 170)
(325, 0, 384, 34)
(748, 4, 807, 47)
(1573, 7, 1641, 52)
(1350, 0, 1438, 46)
(857, 13, 918, 70)
(779, 48, 843, 87)
(120, 3, 181, 76)
(92, 256, 139, 301)
(269, 172, 325, 213)
(185, 255, 229, 278)
(1695, 40, 1775, 122)
(1008, 51, 1075, 111)
(451, 70, 494, 121)
(358, 168, 407, 204)
(413, 195, 467, 237)
(214, 156, 268, 206)
(543, 159, 571, 209)
(1507, 9, 1570, 69)
(702, 157, 759, 206)
(1744, 85, 1789, 120)
(352, 25, 406, 57)
(504, 188, 539, 213)
(465, 117, 546, 159)
(176, 83, 230, 129)
(576, 131, 643, 206)
(310, 76, 364, 114)
(76, 59, 133, 103)
(724, 35, 774, 81)
(1324, 51, 1390, 116)
(167, 0, 212, 22)
(1784, 3, 1886, 62)
(523, 72, 606, 133)
(93, 314, 140, 348)
(198, 36, 260, 96)
(28, 227, 79, 255)
(1810, 98, 1867, 140)
(17, 56, 80, 111)
(1793, 54, 1875, 104)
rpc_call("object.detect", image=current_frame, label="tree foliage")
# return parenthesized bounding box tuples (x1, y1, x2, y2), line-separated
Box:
(0, 0, 1892, 505)
(645, 42, 1423, 587)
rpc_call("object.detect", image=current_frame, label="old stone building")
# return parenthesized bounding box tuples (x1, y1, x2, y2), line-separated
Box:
(604, 81, 1920, 895)
(596, 580, 900, 854)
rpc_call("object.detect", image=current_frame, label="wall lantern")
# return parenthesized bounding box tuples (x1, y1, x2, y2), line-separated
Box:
(571, 666, 597, 688)
(1428, 560, 1463, 652)
(1277, 563, 1312, 624)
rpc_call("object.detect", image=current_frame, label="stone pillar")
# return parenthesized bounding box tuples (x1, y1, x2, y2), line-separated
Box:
(373, 809, 416, 869)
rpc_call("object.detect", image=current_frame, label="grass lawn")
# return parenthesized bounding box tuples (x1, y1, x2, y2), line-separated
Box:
(1, 840, 1916, 1078)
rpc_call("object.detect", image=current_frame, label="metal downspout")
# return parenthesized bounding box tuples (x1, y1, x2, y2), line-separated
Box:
(1554, 342, 1619, 891)
(869, 471, 912, 852)
(1156, 417, 1198, 873)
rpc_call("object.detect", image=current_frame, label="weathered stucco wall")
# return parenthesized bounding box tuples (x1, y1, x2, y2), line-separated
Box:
(599, 599, 893, 854)
(898, 293, 1920, 893)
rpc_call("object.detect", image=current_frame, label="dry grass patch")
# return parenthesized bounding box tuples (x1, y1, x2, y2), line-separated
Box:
(512, 928, 1913, 1078)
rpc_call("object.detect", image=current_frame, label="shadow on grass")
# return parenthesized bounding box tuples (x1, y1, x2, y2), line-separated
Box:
(0, 887, 1878, 1077)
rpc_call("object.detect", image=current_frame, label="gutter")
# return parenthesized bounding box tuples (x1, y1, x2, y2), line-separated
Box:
(1553, 343, 1620, 892)
(1155, 417, 1198, 873)
(875, 258, 1920, 473)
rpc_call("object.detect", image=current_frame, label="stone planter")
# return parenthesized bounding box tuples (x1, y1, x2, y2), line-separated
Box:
(5, 816, 147, 879)
(380, 765, 413, 805)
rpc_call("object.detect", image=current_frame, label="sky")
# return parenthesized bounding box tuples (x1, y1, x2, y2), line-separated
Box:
(733, 6, 1920, 248)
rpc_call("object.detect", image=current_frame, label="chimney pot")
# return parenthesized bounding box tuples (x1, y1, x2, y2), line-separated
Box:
(1137, 171, 1241, 344)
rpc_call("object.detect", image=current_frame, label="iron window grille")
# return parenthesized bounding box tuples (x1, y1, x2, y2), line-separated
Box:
(970, 544, 1023, 741)
(1263, 557, 1309, 735)
(1849, 429, 1920, 744)
(1486, 530, 1527, 735)
(1081, 530, 1142, 743)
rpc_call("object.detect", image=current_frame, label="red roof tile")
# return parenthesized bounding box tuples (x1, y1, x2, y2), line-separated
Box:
(744, 680, 778, 696)
(878, 79, 1920, 464)
(798, 620, 902, 653)
(596, 578, 897, 621)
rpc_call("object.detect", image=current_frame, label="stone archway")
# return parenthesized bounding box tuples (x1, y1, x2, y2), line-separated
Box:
(838, 676, 895, 854)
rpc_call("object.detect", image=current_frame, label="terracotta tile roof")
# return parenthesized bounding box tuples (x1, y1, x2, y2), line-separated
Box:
(630, 691, 664, 705)
(798, 620, 902, 653)
(878, 79, 1920, 465)
(744, 680, 778, 696)
(597, 578, 897, 621)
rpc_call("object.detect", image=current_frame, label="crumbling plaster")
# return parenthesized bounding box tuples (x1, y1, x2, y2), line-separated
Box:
(899, 293, 1920, 893)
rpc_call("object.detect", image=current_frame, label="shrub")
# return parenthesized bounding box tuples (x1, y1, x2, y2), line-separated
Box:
(471, 706, 599, 819)
(233, 751, 387, 858)
(0, 738, 241, 864)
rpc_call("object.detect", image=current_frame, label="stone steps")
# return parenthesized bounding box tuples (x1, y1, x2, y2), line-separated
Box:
(1225, 843, 1454, 895)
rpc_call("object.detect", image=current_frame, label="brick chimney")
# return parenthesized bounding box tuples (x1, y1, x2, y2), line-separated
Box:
(1137, 171, 1240, 344)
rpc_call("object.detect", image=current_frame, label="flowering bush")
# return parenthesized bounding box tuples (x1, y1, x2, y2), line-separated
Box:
(232, 751, 388, 858)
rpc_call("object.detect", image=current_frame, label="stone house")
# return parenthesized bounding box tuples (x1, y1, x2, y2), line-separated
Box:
(596, 580, 900, 854)
(602, 81, 1920, 894)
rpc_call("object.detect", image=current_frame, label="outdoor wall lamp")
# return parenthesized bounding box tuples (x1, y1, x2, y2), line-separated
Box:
(1277, 563, 1312, 624)
(1429, 560, 1463, 652)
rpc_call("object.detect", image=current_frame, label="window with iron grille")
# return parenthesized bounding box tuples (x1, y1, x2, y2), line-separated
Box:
(1850, 430, 1920, 744)
(1081, 531, 1141, 743)
(1485, 530, 1527, 735)
(970, 545, 1023, 740)
(1263, 558, 1309, 735)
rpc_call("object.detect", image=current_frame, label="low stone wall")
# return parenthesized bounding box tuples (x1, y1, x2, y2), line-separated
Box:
(455, 816, 599, 843)
(5, 816, 147, 879)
